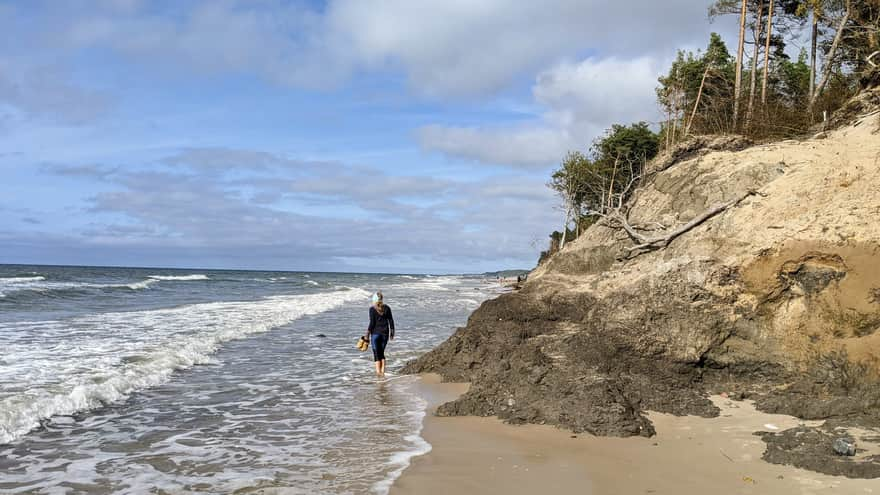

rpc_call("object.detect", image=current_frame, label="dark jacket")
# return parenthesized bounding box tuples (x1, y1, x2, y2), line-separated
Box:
(368, 305, 395, 338)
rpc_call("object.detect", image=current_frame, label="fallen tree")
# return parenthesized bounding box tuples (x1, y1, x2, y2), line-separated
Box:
(583, 171, 760, 258)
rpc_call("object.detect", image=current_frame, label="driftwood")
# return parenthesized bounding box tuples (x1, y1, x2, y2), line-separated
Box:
(606, 189, 759, 257)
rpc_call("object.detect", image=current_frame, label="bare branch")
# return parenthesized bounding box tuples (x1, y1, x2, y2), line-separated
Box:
(614, 189, 759, 257)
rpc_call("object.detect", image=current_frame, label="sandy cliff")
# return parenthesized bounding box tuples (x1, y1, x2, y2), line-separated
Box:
(404, 90, 880, 477)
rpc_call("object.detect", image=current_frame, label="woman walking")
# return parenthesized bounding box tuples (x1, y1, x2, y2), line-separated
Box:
(366, 291, 395, 377)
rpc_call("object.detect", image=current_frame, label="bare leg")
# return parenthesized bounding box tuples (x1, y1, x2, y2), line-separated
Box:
(379, 359, 386, 376)
(375, 360, 382, 376)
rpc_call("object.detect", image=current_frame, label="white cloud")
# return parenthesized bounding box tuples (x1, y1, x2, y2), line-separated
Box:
(13, 0, 729, 97)
(535, 57, 664, 128)
(324, 0, 726, 96)
(418, 56, 666, 168)
(36, 150, 559, 271)
(0, 62, 111, 125)
(417, 125, 577, 168)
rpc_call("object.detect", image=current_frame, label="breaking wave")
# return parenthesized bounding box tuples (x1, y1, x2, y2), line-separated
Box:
(0, 274, 212, 300)
(0, 287, 371, 444)
(147, 274, 210, 281)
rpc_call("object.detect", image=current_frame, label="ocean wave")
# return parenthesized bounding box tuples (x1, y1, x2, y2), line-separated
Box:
(147, 274, 209, 281)
(0, 276, 46, 283)
(0, 274, 209, 299)
(0, 279, 162, 300)
(0, 287, 371, 445)
(125, 279, 160, 290)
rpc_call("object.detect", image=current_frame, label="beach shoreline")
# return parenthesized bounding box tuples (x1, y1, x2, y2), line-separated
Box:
(391, 374, 877, 495)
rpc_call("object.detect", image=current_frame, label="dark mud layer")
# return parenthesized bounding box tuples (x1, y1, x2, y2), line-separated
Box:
(759, 418, 880, 478)
(403, 286, 731, 438)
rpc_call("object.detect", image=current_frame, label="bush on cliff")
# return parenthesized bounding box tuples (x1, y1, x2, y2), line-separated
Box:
(544, 123, 659, 258)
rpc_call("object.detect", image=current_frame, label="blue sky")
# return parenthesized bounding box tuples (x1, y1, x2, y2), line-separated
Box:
(0, 0, 737, 273)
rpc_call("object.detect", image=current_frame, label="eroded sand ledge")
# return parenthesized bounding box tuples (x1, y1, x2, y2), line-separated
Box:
(391, 374, 878, 495)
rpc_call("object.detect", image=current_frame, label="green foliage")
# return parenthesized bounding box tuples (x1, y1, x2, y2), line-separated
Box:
(548, 123, 659, 239)
(549, 151, 591, 213)
(539, 0, 877, 267)
(657, 33, 736, 137)
(592, 122, 660, 167)
(776, 49, 812, 107)
(840, 1, 880, 85)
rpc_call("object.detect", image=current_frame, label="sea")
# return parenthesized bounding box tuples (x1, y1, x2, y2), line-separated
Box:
(0, 265, 501, 494)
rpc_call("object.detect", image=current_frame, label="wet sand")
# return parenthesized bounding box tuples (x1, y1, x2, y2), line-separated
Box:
(391, 374, 877, 495)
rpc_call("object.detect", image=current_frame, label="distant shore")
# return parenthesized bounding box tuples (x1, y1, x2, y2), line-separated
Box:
(391, 374, 876, 495)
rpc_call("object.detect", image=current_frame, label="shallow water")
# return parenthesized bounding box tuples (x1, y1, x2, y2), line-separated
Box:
(0, 265, 499, 494)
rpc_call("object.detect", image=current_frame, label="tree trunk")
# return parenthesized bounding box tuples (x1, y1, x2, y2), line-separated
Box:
(606, 156, 619, 210)
(734, 0, 748, 130)
(761, 0, 775, 105)
(746, 0, 764, 130)
(812, 0, 852, 107)
(809, 7, 818, 112)
(671, 81, 678, 146)
(559, 208, 569, 251)
(665, 105, 672, 150)
(685, 65, 710, 137)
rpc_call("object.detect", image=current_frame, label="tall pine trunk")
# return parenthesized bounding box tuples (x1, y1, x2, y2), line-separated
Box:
(746, 1, 764, 130)
(809, 7, 818, 113)
(812, 0, 852, 108)
(734, 0, 748, 130)
(761, 0, 775, 105)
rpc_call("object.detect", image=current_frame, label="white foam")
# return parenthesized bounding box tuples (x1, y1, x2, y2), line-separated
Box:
(0, 276, 46, 284)
(371, 396, 431, 495)
(0, 276, 162, 296)
(126, 279, 160, 290)
(0, 276, 47, 297)
(0, 287, 371, 444)
(147, 274, 210, 281)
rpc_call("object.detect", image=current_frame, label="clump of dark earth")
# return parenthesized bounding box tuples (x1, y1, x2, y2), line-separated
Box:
(404, 287, 726, 438)
(759, 418, 880, 478)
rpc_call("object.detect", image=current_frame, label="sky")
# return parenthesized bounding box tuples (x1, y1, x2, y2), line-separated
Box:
(0, 0, 739, 273)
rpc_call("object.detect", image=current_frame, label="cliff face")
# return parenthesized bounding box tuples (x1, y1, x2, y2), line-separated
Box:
(404, 97, 880, 450)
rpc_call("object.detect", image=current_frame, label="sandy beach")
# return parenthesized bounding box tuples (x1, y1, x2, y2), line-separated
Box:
(391, 374, 877, 495)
